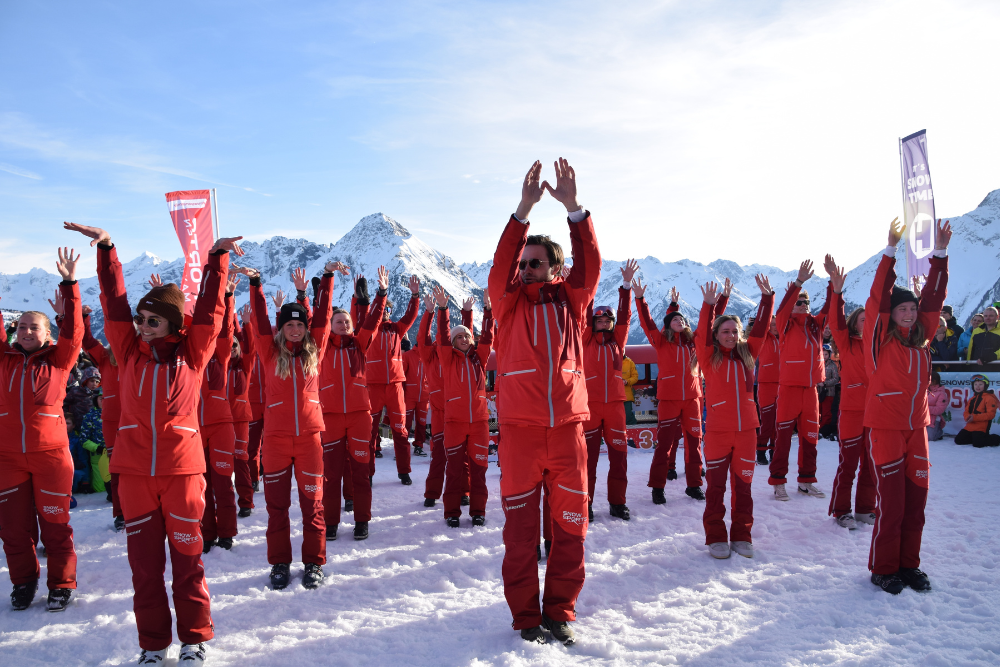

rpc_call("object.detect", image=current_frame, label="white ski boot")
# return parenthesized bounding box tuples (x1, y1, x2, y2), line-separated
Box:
(773, 484, 790, 501)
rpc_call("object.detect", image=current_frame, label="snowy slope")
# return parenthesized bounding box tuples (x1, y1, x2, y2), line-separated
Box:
(1, 438, 997, 665)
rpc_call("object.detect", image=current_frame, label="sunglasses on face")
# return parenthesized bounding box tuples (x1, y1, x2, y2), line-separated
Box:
(134, 315, 165, 328)
(519, 258, 550, 271)
(796, 300, 810, 306)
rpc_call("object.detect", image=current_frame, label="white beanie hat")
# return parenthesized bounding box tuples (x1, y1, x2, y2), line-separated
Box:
(450, 325, 473, 342)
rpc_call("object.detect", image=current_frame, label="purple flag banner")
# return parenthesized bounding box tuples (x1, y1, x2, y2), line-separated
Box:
(899, 129, 936, 284)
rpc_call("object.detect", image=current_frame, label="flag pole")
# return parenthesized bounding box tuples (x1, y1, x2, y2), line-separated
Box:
(212, 188, 220, 240)
(897, 137, 908, 285)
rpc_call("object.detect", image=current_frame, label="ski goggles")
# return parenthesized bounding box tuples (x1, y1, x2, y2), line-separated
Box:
(593, 306, 615, 320)
(518, 258, 550, 271)
(970, 374, 989, 388)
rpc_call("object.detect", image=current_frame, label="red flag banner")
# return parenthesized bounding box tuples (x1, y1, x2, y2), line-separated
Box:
(165, 190, 216, 317)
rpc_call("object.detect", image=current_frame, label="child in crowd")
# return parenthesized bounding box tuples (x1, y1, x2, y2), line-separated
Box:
(954, 374, 1000, 448)
(926, 372, 950, 442)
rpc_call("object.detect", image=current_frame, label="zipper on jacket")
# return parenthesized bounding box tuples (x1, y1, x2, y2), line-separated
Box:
(340, 349, 347, 414)
(19, 358, 27, 453)
(150, 364, 160, 476)
(909, 348, 922, 430)
(293, 357, 301, 436)
(735, 361, 743, 430)
(464, 356, 473, 423)
(542, 303, 555, 427)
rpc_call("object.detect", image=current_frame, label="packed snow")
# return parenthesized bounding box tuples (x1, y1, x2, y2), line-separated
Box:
(2, 436, 998, 666)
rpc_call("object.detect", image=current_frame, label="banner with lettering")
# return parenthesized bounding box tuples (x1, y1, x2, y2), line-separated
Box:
(165, 190, 216, 317)
(899, 130, 936, 284)
(936, 371, 1000, 436)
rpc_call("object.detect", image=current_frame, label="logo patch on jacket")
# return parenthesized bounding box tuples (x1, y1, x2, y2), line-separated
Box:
(173, 532, 199, 545)
(304, 484, 319, 493)
(562, 511, 585, 526)
(42, 505, 64, 515)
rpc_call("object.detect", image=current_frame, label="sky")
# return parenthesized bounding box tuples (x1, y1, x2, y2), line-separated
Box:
(1, 0, 999, 278)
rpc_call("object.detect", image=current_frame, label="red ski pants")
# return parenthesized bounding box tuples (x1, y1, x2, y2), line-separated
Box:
(499, 422, 588, 629)
(322, 411, 373, 525)
(703, 430, 756, 545)
(0, 448, 77, 589)
(756, 382, 778, 451)
(582, 401, 628, 505)
(368, 382, 410, 475)
(443, 421, 489, 517)
(249, 417, 264, 479)
(828, 410, 876, 518)
(424, 408, 446, 500)
(406, 401, 428, 447)
(104, 420, 122, 517)
(769, 385, 819, 485)
(262, 433, 326, 566)
(868, 428, 929, 575)
(119, 473, 213, 651)
(234, 421, 257, 510)
(649, 399, 703, 488)
(201, 422, 237, 542)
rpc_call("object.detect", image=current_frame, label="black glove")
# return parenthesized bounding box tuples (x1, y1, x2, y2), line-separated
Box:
(311, 276, 321, 301)
(356, 276, 370, 306)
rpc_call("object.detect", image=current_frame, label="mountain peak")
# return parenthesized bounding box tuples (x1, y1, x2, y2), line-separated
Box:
(978, 189, 1000, 212)
(340, 213, 411, 245)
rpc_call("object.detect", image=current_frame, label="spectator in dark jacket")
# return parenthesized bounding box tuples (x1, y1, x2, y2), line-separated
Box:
(930, 317, 959, 362)
(64, 366, 101, 424)
(942, 305, 964, 338)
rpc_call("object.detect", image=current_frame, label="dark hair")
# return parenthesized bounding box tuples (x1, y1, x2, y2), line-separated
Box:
(798, 289, 810, 301)
(931, 371, 941, 386)
(525, 235, 564, 271)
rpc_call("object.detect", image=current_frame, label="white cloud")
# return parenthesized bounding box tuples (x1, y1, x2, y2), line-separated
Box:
(0, 162, 42, 180)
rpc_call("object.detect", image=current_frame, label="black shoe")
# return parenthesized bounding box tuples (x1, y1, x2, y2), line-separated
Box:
(588, 501, 594, 522)
(302, 563, 324, 589)
(898, 567, 932, 591)
(413, 446, 427, 457)
(11, 580, 37, 611)
(369, 475, 374, 487)
(472, 515, 486, 526)
(344, 499, 354, 513)
(756, 450, 769, 465)
(536, 545, 542, 562)
(354, 521, 369, 540)
(399, 473, 412, 485)
(685, 486, 705, 501)
(651, 488, 666, 505)
(544, 539, 551, 558)
(374, 450, 383, 458)
(423, 497, 436, 507)
(446, 517, 460, 528)
(610, 504, 631, 521)
(270, 563, 291, 590)
(521, 626, 547, 644)
(114, 515, 125, 532)
(253, 480, 260, 493)
(202, 538, 217, 554)
(326, 524, 338, 541)
(666, 469, 677, 481)
(460, 495, 470, 506)
(542, 614, 576, 646)
(871, 572, 905, 595)
(238, 507, 252, 518)
(217, 537, 233, 550)
(46, 588, 72, 612)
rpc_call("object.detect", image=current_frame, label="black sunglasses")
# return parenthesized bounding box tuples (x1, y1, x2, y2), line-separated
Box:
(519, 258, 550, 271)
(795, 299, 810, 306)
(134, 315, 165, 328)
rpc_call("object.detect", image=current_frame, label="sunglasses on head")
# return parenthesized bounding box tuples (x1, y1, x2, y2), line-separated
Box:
(134, 315, 165, 328)
(519, 258, 550, 271)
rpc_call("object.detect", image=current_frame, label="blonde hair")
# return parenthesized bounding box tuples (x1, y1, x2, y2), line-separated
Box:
(17, 311, 53, 344)
(663, 325, 697, 369)
(709, 315, 755, 371)
(273, 329, 319, 380)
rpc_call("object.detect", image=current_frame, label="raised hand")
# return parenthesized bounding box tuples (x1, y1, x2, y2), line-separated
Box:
(462, 296, 475, 311)
(271, 289, 285, 309)
(48, 289, 65, 316)
(827, 260, 847, 294)
(210, 236, 245, 257)
(543, 157, 581, 212)
(632, 278, 647, 300)
(755, 273, 774, 296)
(432, 285, 448, 308)
(796, 259, 815, 284)
(935, 219, 952, 249)
(231, 263, 259, 279)
(377, 265, 389, 292)
(515, 161, 545, 221)
(423, 294, 435, 311)
(227, 273, 242, 294)
(722, 277, 733, 298)
(888, 217, 904, 246)
(620, 259, 639, 286)
(149, 273, 163, 289)
(82, 305, 92, 316)
(560, 265, 572, 279)
(701, 281, 720, 305)
(55, 247, 81, 282)
(292, 268, 308, 291)
(63, 222, 111, 247)
(409, 275, 420, 295)
(239, 304, 252, 324)
(325, 261, 350, 276)
(911, 275, 923, 298)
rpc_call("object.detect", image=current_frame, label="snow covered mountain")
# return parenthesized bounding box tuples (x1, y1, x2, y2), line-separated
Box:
(4, 192, 999, 344)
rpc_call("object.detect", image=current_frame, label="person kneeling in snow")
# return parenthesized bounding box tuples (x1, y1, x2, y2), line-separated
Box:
(954, 374, 1000, 448)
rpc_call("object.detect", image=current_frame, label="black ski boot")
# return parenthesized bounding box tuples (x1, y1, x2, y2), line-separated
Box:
(461, 494, 470, 506)
(399, 473, 412, 486)
(354, 521, 369, 540)
(413, 446, 427, 457)
(270, 563, 291, 590)
(756, 450, 769, 465)
(217, 537, 233, 550)
(521, 626, 547, 644)
(536, 545, 542, 562)
(542, 614, 576, 646)
(344, 499, 354, 513)
(666, 469, 677, 481)
(238, 507, 252, 518)
(610, 504, 631, 521)
(651, 487, 666, 505)
(374, 449, 383, 459)
(685, 486, 705, 501)
(423, 497, 436, 507)
(544, 539, 551, 559)
(588, 501, 594, 522)
(326, 524, 338, 541)
(871, 572, 905, 595)
(302, 563, 324, 589)
(202, 538, 217, 554)
(11, 580, 37, 610)
(899, 567, 932, 591)
(446, 517, 460, 528)
(114, 515, 126, 532)
(47, 588, 72, 612)
(472, 515, 486, 526)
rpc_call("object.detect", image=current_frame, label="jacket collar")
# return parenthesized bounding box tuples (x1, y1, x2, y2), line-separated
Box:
(142, 334, 181, 362)
(522, 277, 564, 304)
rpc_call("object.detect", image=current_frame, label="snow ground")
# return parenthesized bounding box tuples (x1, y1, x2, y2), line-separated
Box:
(1, 437, 998, 666)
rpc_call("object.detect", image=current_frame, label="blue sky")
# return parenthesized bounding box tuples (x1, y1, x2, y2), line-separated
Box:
(2, 0, 999, 278)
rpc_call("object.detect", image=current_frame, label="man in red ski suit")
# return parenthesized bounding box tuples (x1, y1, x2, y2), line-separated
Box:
(402, 338, 429, 456)
(754, 318, 780, 465)
(230, 310, 256, 517)
(489, 159, 600, 645)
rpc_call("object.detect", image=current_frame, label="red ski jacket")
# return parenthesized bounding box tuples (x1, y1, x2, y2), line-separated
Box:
(82, 312, 121, 424)
(636, 297, 701, 402)
(775, 282, 830, 387)
(864, 251, 947, 430)
(319, 290, 387, 415)
(228, 317, 253, 423)
(0, 281, 83, 453)
(487, 213, 600, 428)
(437, 306, 494, 424)
(241, 310, 267, 421)
(695, 294, 774, 432)
(419, 307, 474, 413)
(828, 290, 868, 413)
(366, 295, 419, 385)
(403, 348, 428, 407)
(582, 287, 632, 404)
(250, 272, 334, 436)
(199, 292, 235, 427)
(756, 331, 780, 385)
(98, 243, 228, 476)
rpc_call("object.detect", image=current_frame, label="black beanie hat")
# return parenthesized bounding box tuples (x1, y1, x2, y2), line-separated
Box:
(138, 284, 186, 329)
(401, 338, 411, 352)
(890, 287, 919, 311)
(277, 303, 309, 330)
(663, 311, 685, 329)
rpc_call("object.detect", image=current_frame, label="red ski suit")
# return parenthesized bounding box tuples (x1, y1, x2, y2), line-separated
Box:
(0, 281, 83, 593)
(581, 287, 631, 506)
(250, 272, 333, 567)
(695, 295, 773, 546)
(437, 306, 494, 519)
(319, 290, 387, 528)
(83, 312, 123, 516)
(98, 242, 228, 651)
(864, 248, 947, 575)
(827, 290, 876, 519)
(246, 314, 267, 487)
(768, 282, 830, 486)
(403, 348, 428, 448)
(755, 331, 780, 453)
(230, 321, 256, 510)
(635, 297, 705, 489)
(366, 294, 419, 475)
(489, 211, 600, 630)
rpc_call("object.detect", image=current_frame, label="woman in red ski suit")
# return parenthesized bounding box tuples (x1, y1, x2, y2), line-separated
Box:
(581, 260, 635, 521)
(319, 266, 388, 541)
(231, 307, 256, 516)
(418, 295, 473, 506)
(244, 260, 337, 590)
(864, 218, 950, 594)
(695, 276, 774, 559)
(824, 255, 876, 529)
(488, 159, 600, 644)
(0, 247, 83, 612)
(433, 286, 494, 526)
(66, 221, 237, 662)
(755, 317, 780, 463)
